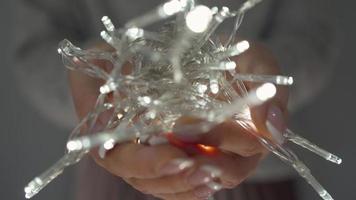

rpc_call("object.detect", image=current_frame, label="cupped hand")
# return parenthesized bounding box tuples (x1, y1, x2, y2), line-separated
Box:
(67, 41, 289, 200)
(173, 41, 290, 193)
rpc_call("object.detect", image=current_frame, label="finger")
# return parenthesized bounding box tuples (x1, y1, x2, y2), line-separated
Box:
(124, 170, 196, 195)
(123, 159, 219, 195)
(68, 43, 115, 120)
(124, 171, 195, 194)
(68, 69, 103, 119)
(174, 119, 266, 157)
(193, 151, 262, 189)
(93, 143, 192, 179)
(234, 42, 289, 142)
(125, 150, 261, 197)
(199, 120, 267, 157)
(153, 151, 261, 199)
(124, 150, 261, 198)
(68, 68, 113, 133)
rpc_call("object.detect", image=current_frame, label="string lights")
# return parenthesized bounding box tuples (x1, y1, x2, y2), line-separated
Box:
(24, 1, 341, 200)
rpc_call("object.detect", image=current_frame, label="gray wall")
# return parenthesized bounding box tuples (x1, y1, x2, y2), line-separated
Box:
(1, 0, 355, 200)
(2, 1, 75, 200)
(293, 2, 356, 199)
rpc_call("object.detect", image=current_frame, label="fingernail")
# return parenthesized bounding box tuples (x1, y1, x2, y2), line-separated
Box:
(160, 158, 194, 176)
(194, 186, 216, 199)
(266, 105, 286, 144)
(188, 165, 222, 187)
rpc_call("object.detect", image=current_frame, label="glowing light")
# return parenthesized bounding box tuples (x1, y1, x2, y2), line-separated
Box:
(328, 155, 342, 165)
(197, 144, 217, 154)
(224, 61, 236, 70)
(25, 193, 32, 199)
(101, 16, 115, 32)
(161, 0, 184, 16)
(117, 113, 124, 119)
(66, 140, 83, 151)
(146, 110, 157, 119)
(138, 96, 152, 106)
(103, 139, 115, 150)
(186, 6, 213, 33)
(24, 185, 34, 194)
(287, 77, 294, 85)
(100, 85, 111, 94)
(100, 81, 117, 94)
(197, 84, 208, 94)
(256, 83, 276, 101)
(234, 40, 250, 54)
(25, 1, 339, 200)
(126, 27, 144, 40)
(210, 79, 219, 94)
(103, 103, 113, 109)
(100, 31, 113, 44)
(211, 6, 218, 14)
(276, 76, 294, 85)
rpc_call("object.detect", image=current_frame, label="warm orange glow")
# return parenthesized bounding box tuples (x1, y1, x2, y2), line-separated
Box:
(196, 144, 218, 154)
(165, 132, 187, 148)
(165, 132, 218, 155)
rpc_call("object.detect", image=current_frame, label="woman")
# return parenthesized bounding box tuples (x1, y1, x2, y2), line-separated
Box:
(15, 0, 339, 199)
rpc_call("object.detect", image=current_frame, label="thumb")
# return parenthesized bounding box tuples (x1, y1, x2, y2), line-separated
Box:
(249, 84, 289, 144)
(235, 42, 289, 144)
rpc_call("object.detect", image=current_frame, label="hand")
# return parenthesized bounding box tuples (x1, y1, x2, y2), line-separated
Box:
(69, 66, 263, 199)
(236, 42, 289, 139)
(67, 41, 288, 200)
(173, 41, 289, 191)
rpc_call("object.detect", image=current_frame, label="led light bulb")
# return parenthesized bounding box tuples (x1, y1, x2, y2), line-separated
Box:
(103, 139, 115, 150)
(24, 1, 341, 200)
(102, 16, 115, 32)
(256, 83, 276, 101)
(66, 140, 83, 152)
(234, 40, 250, 54)
(224, 61, 237, 70)
(161, 0, 185, 16)
(186, 6, 213, 33)
(126, 27, 144, 40)
(100, 31, 113, 44)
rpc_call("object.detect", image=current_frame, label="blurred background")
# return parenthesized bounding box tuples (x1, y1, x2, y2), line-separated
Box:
(1, 0, 355, 200)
